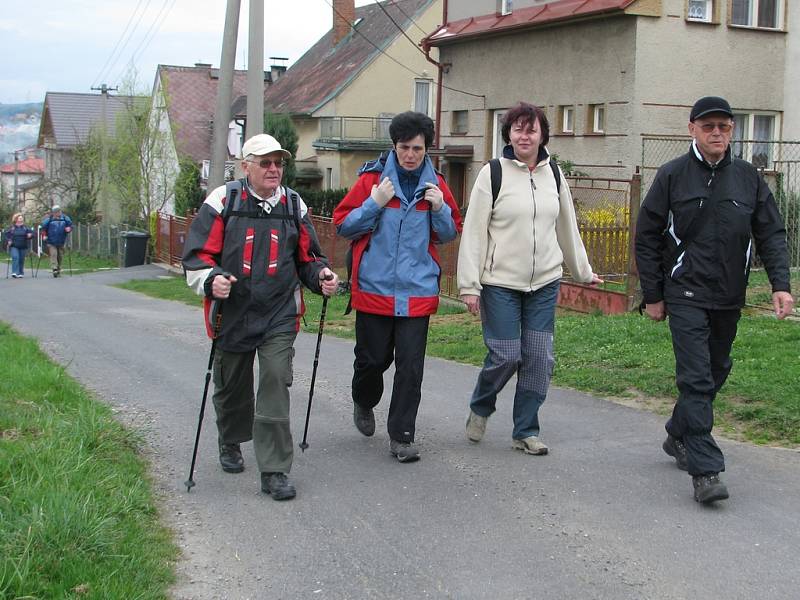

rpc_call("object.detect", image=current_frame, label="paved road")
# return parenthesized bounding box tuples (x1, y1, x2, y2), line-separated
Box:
(1, 265, 798, 600)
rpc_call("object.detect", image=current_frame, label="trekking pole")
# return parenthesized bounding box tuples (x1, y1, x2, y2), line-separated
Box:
(299, 274, 334, 452)
(67, 245, 73, 276)
(185, 300, 224, 492)
(35, 252, 42, 278)
(4, 248, 9, 279)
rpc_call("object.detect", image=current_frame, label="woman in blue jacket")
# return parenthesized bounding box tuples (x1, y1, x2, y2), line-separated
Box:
(5, 213, 34, 278)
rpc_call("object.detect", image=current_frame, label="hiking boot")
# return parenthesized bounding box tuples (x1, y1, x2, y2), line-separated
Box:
(261, 472, 296, 501)
(692, 473, 729, 504)
(512, 436, 549, 455)
(390, 439, 420, 463)
(353, 404, 375, 437)
(219, 443, 244, 473)
(662, 435, 688, 471)
(465, 410, 488, 442)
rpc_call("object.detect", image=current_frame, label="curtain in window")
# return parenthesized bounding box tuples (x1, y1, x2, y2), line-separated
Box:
(758, 0, 777, 28)
(752, 115, 774, 168)
(731, 113, 748, 160)
(731, 0, 750, 25)
(414, 81, 430, 115)
(688, 0, 709, 20)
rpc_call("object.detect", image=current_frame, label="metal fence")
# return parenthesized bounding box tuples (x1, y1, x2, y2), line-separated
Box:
(642, 137, 800, 268)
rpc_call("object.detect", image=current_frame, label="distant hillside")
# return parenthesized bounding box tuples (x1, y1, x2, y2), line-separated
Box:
(0, 102, 43, 164)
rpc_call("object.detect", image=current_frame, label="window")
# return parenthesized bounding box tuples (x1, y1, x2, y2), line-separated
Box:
(492, 110, 507, 158)
(687, 0, 712, 21)
(498, 0, 513, 16)
(731, 112, 777, 168)
(414, 79, 432, 116)
(560, 105, 574, 134)
(326, 168, 333, 190)
(451, 110, 468, 135)
(731, 0, 781, 29)
(589, 104, 605, 134)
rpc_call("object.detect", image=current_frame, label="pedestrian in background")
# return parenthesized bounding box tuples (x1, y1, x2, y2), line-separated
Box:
(41, 205, 72, 277)
(334, 111, 462, 463)
(5, 213, 34, 278)
(457, 101, 602, 456)
(635, 96, 794, 504)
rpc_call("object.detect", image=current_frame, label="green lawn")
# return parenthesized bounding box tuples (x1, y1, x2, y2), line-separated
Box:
(3, 252, 118, 277)
(117, 275, 800, 447)
(0, 323, 177, 598)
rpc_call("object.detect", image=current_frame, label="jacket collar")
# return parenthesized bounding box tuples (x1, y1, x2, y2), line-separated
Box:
(690, 140, 733, 169)
(502, 143, 550, 167)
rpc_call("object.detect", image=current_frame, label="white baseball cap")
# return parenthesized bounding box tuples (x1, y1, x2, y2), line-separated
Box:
(241, 134, 292, 159)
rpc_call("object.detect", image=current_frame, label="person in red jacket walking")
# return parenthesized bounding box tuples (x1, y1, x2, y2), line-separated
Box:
(334, 112, 462, 462)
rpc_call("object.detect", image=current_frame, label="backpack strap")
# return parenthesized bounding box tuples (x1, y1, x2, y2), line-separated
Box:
(550, 158, 561, 196)
(489, 158, 502, 207)
(490, 157, 561, 206)
(221, 180, 243, 225)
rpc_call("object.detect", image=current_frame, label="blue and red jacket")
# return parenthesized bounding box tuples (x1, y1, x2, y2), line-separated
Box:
(333, 151, 462, 317)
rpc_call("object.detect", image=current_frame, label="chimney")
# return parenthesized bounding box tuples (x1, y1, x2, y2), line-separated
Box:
(269, 57, 288, 82)
(333, 0, 355, 45)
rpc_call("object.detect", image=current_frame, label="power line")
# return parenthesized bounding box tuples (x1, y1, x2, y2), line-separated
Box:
(374, 0, 429, 60)
(94, 0, 155, 88)
(91, 0, 148, 88)
(323, 0, 484, 100)
(127, 0, 178, 75)
(385, 0, 429, 37)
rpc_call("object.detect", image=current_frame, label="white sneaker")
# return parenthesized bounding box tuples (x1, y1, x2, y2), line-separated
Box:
(512, 436, 549, 455)
(465, 410, 488, 442)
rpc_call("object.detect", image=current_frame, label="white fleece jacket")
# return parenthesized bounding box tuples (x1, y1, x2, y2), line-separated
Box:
(457, 153, 593, 296)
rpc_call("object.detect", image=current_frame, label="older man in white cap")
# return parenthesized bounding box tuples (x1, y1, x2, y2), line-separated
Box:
(183, 134, 339, 500)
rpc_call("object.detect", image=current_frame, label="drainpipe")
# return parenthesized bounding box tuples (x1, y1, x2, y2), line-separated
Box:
(424, 0, 448, 167)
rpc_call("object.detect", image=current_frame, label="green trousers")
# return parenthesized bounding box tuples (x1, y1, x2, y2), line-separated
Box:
(212, 331, 297, 474)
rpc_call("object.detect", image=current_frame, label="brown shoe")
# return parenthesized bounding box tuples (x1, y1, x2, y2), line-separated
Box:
(512, 436, 549, 455)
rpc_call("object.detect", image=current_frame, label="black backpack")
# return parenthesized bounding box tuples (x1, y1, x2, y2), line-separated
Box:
(488, 157, 561, 206)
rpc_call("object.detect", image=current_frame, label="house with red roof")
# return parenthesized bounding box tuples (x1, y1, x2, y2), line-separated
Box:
(263, 0, 443, 191)
(0, 154, 45, 214)
(424, 0, 796, 202)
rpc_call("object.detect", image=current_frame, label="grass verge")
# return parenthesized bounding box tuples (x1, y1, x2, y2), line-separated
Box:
(0, 322, 177, 598)
(117, 275, 799, 447)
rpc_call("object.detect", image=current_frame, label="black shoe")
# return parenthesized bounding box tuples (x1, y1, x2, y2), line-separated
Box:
(261, 472, 296, 500)
(390, 439, 420, 463)
(219, 443, 244, 473)
(353, 404, 375, 437)
(662, 435, 688, 471)
(692, 473, 729, 504)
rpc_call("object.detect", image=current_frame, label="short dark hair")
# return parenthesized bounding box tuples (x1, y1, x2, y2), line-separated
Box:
(389, 111, 435, 149)
(501, 102, 549, 147)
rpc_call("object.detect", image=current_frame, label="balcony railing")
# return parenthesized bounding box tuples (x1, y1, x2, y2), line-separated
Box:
(317, 116, 392, 142)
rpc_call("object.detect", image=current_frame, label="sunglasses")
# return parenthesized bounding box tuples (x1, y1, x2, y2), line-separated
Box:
(247, 158, 286, 169)
(698, 123, 733, 133)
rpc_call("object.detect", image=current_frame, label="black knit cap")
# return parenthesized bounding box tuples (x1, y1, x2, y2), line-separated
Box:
(690, 96, 733, 122)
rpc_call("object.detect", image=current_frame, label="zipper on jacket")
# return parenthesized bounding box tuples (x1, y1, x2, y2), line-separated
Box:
(529, 170, 537, 285)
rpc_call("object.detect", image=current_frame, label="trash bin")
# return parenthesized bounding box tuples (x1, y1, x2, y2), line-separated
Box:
(121, 231, 150, 267)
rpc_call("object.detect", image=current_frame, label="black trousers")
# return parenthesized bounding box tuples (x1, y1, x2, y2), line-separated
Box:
(665, 303, 740, 476)
(352, 312, 430, 443)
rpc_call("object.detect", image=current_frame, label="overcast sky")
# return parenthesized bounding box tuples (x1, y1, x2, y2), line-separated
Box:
(0, 0, 374, 104)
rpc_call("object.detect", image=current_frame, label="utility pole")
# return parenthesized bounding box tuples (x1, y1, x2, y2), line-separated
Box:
(90, 84, 118, 219)
(13, 150, 20, 210)
(246, 0, 265, 140)
(209, 0, 241, 191)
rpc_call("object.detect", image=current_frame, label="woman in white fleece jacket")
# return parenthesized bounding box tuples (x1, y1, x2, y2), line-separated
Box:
(457, 102, 602, 455)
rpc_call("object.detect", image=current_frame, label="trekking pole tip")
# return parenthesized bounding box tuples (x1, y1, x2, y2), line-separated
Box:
(185, 478, 196, 492)
(299, 441, 309, 452)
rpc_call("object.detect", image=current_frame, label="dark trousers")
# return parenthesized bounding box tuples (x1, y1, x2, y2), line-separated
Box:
(666, 303, 740, 476)
(352, 312, 430, 443)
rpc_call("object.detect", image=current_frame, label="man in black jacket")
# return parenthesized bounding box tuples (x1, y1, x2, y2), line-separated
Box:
(635, 96, 794, 504)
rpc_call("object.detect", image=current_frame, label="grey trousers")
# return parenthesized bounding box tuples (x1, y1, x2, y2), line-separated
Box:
(212, 331, 297, 474)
